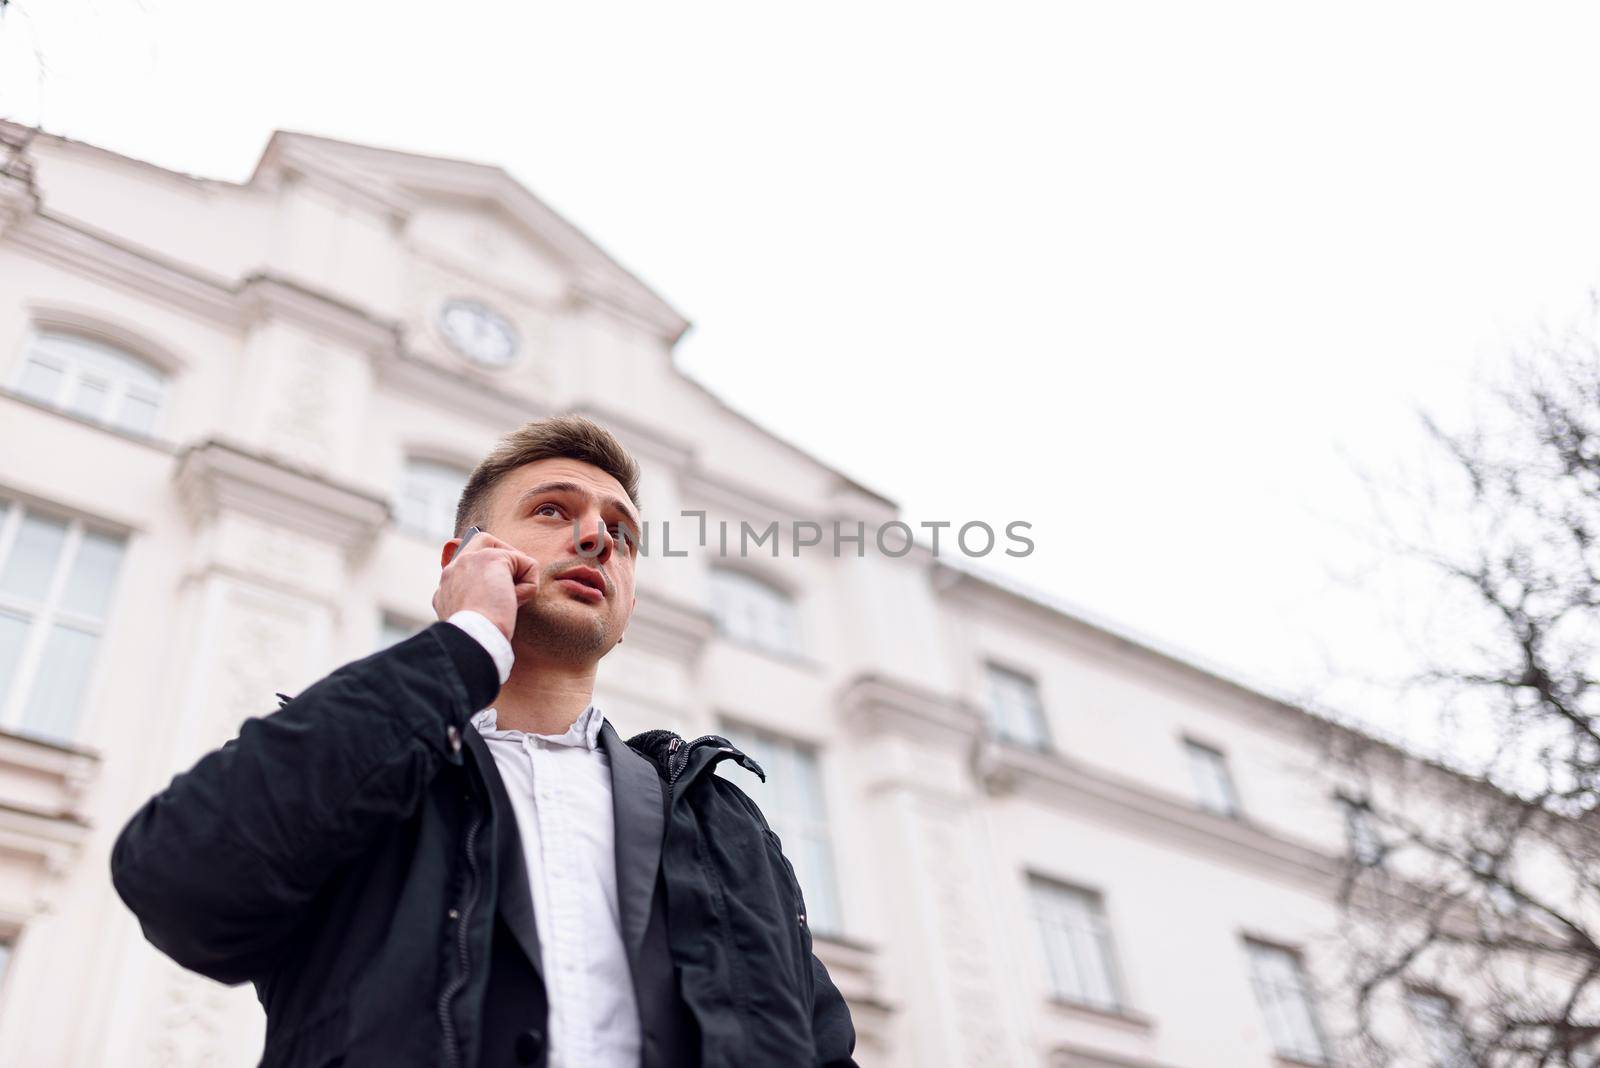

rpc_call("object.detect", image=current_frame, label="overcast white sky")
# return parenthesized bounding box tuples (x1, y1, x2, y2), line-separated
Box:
(6, 1, 1600, 745)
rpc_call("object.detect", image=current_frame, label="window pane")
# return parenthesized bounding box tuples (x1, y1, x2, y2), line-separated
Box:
(1343, 799, 1385, 866)
(67, 376, 110, 422)
(1246, 941, 1327, 1063)
(117, 391, 161, 436)
(19, 333, 167, 428)
(987, 664, 1048, 747)
(19, 623, 98, 741)
(42, 333, 163, 390)
(1030, 879, 1123, 1011)
(708, 569, 800, 656)
(397, 461, 468, 540)
(0, 512, 68, 603)
(1186, 741, 1240, 816)
(15, 356, 64, 404)
(58, 530, 126, 621)
(0, 610, 31, 708)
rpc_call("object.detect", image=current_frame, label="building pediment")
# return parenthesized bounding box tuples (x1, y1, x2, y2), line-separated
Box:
(252, 131, 689, 341)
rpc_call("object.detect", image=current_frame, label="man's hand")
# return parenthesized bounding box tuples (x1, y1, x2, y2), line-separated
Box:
(433, 530, 542, 642)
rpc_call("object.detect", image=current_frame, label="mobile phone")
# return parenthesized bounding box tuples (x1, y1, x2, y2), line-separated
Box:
(458, 525, 483, 552)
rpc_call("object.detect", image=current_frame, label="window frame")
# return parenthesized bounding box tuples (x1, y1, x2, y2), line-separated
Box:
(1183, 736, 1243, 818)
(1242, 937, 1330, 1065)
(707, 566, 804, 659)
(1027, 874, 1128, 1015)
(395, 457, 471, 543)
(10, 328, 169, 438)
(0, 498, 128, 743)
(983, 661, 1052, 750)
(1337, 794, 1387, 868)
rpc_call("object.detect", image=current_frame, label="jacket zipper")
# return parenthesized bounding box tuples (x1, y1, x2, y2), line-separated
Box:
(437, 787, 483, 1068)
(665, 733, 764, 788)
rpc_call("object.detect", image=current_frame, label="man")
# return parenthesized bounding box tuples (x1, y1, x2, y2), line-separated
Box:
(111, 415, 857, 1068)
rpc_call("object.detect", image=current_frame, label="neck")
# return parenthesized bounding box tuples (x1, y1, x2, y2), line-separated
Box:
(487, 650, 599, 735)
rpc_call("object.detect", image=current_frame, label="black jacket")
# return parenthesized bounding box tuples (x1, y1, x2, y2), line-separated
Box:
(110, 621, 857, 1067)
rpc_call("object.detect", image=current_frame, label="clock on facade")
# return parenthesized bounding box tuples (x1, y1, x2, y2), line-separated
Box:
(436, 298, 519, 368)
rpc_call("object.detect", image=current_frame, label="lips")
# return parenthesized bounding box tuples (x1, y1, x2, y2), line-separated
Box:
(554, 566, 606, 598)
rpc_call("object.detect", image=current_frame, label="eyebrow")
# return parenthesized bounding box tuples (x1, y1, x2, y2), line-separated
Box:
(514, 481, 640, 531)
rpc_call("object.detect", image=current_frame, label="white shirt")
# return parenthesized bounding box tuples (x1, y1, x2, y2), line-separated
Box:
(446, 611, 642, 1068)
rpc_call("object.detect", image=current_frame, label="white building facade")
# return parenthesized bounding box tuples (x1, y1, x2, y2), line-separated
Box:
(0, 123, 1458, 1066)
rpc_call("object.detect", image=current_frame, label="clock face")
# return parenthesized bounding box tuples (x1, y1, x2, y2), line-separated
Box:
(437, 299, 519, 368)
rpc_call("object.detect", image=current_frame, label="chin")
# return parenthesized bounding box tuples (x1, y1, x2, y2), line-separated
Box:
(514, 602, 611, 658)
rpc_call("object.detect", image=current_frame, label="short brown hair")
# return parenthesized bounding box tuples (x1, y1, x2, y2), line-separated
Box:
(454, 414, 641, 538)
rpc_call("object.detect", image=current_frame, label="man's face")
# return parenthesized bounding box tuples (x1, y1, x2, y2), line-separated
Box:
(444, 456, 639, 662)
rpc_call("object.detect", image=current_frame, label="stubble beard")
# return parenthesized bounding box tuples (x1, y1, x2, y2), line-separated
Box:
(513, 593, 610, 662)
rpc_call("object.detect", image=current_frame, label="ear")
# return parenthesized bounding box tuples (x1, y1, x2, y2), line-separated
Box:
(440, 537, 461, 569)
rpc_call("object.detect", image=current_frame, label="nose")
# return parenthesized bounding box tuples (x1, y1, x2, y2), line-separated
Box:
(574, 514, 614, 565)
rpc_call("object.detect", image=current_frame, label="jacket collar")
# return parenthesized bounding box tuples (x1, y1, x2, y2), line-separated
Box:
(600, 720, 665, 964)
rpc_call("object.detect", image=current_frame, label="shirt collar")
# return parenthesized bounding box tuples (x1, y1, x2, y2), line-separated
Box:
(471, 704, 605, 750)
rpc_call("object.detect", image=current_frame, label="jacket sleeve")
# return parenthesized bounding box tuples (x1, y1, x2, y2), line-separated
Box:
(109, 621, 500, 986)
(716, 776, 859, 1067)
(810, 950, 858, 1068)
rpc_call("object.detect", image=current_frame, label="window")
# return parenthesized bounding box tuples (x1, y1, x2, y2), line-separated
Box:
(708, 568, 802, 657)
(984, 663, 1050, 749)
(396, 459, 469, 541)
(1184, 739, 1242, 818)
(11, 330, 167, 436)
(716, 721, 841, 935)
(0, 501, 127, 742)
(1406, 989, 1472, 1068)
(1028, 877, 1125, 1013)
(1244, 939, 1328, 1064)
(1339, 796, 1385, 867)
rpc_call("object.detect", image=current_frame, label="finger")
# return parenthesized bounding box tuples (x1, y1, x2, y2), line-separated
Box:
(459, 530, 510, 554)
(507, 550, 542, 583)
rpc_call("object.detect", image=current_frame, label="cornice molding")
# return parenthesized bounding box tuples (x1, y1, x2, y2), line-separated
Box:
(977, 740, 1342, 893)
(0, 727, 100, 829)
(4, 210, 417, 365)
(929, 561, 1329, 744)
(838, 672, 984, 748)
(622, 590, 715, 663)
(269, 150, 417, 223)
(1049, 1041, 1181, 1068)
(0, 809, 88, 882)
(838, 671, 1344, 892)
(6, 211, 241, 326)
(260, 132, 690, 341)
(239, 273, 398, 353)
(173, 438, 390, 553)
(813, 934, 895, 1018)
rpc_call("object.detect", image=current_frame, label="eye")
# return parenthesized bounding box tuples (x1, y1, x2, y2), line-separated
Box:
(533, 502, 563, 518)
